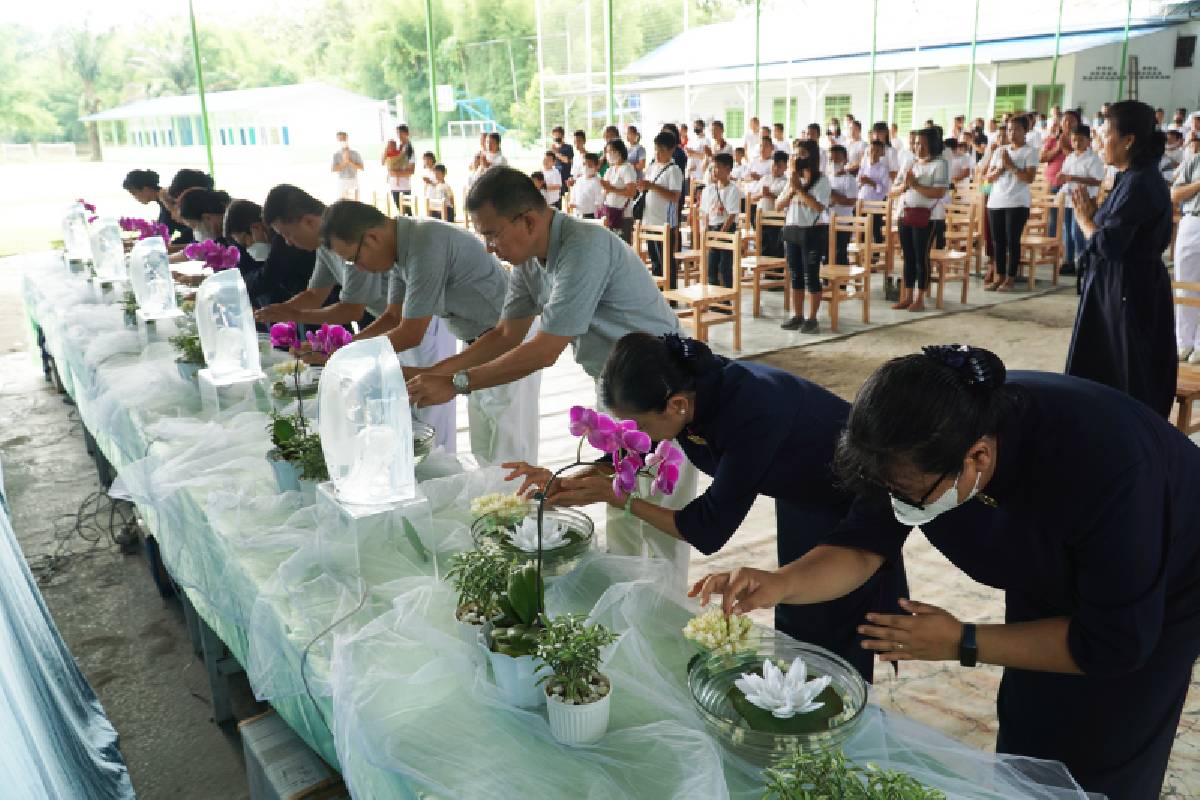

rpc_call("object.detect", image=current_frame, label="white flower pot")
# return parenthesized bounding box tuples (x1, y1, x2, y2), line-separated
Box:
(453, 608, 487, 647)
(485, 648, 550, 708)
(546, 679, 612, 746)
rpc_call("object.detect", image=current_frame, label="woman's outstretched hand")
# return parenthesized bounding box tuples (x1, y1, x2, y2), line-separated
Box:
(688, 567, 787, 616)
(500, 461, 553, 498)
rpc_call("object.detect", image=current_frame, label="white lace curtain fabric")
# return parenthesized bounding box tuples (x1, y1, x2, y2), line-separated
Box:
(20, 253, 1100, 800)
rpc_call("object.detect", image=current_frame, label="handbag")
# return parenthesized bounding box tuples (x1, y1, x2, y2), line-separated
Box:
(631, 164, 672, 221)
(899, 206, 932, 228)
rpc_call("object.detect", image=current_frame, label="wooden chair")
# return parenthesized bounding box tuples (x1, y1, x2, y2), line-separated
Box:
(663, 229, 742, 350)
(1021, 193, 1065, 289)
(426, 196, 447, 221)
(632, 222, 670, 291)
(820, 214, 870, 332)
(674, 201, 704, 286)
(738, 195, 757, 256)
(743, 209, 789, 317)
(856, 198, 893, 280)
(1173, 281, 1200, 435)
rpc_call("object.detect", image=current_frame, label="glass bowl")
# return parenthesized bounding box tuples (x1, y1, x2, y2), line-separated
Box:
(470, 501, 594, 577)
(412, 419, 435, 464)
(688, 638, 867, 766)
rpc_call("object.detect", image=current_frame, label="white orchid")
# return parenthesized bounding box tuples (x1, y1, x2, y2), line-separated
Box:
(507, 516, 570, 552)
(734, 658, 832, 719)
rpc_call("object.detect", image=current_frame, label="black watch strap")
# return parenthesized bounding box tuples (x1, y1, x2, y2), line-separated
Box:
(959, 622, 978, 667)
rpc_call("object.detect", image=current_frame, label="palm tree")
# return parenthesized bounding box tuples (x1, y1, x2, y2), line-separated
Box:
(58, 24, 114, 161)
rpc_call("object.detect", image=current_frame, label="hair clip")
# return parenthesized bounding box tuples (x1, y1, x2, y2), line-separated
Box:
(921, 344, 995, 388)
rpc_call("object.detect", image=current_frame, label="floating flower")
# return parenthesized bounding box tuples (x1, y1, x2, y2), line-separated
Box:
(507, 516, 570, 552)
(683, 607, 755, 654)
(734, 658, 832, 719)
(305, 323, 353, 355)
(269, 322, 299, 350)
(567, 405, 619, 453)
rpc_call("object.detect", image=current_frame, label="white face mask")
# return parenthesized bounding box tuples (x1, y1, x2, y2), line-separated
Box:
(193, 223, 213, 242)
(247, 242, 271, 261)
(891, 470, 980, 527)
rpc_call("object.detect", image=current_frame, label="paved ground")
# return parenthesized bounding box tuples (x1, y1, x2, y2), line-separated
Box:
(3, 245, 1197, 796)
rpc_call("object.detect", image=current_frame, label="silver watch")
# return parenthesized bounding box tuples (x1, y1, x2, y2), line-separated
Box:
(452, 370, 471, 395)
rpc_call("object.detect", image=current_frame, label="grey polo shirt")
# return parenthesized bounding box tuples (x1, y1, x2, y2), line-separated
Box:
(307, 245, 390, 318)
(501, 211, 680, 378)
(1173, 154, 1200, 215)
(386, 217, 505, 342)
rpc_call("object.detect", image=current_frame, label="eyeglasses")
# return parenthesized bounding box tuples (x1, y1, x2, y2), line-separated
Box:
(886, 469, 953, 511)
(481, 212, 526, 248)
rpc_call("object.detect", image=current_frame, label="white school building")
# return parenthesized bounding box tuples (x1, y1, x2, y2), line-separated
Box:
(620, 16, 1200, 140)
(81, 82, 390, 165)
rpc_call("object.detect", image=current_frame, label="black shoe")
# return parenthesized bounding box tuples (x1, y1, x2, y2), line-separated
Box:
(800, 319, 820, 334)
(1059, 263, 1076, 276)
(780, 315, 804, 331)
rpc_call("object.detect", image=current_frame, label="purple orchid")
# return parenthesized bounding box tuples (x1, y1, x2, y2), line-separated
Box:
(646, 440, 685, 495)
(183, 240, 241, 271)
(305, 323, 353, 356)
(269, 322, 299, 350)
(616, 418, 651, 454)
(567, 405, 619, 453)
(119, 217, 169, 240)
(612, 452, 643, 498)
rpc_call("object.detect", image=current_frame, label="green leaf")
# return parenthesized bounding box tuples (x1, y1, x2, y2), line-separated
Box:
(728, 681, 844, 735)
(272, 417, 297, 444)
(504, 562, 543, 626)
(401, 517, 429, 563)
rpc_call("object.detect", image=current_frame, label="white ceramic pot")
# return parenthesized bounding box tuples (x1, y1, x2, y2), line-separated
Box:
(453, 608, 487, 647)
(267, 450, 300, 493)
(485, 647, 550, 708)
(545, 677, 612, 746)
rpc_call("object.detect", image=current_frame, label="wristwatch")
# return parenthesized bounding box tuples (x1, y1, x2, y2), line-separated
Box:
(451, 370, 471, 395)
(958, 622, 978, 667)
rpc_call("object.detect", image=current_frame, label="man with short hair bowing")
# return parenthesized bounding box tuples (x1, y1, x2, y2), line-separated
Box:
(407, 166, 695, 585)
(318, 199, 540, 465)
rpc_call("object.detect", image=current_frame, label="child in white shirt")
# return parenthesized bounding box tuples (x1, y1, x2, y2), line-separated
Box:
(1056, 125, 1105, 274)
(419, 151, 437, 205)
(427, 164, 456, 223)
(540, 151, 563, 209)
(731, 146, 749, 182)
(749, 151, 790, 257)
(570, 153, 603, 218)
(828, 146, 858, 265)
(857, 140, 891, 244)
(699, 152, 742, 287)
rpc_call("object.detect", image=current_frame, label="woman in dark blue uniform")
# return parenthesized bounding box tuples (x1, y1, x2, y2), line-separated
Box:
(121, 169, 193, 247)
(694, 345, 1200, 800)
(511, 333, 908, 682)
(223, 199, 316, 309)
(1066, 100, 1176, 416)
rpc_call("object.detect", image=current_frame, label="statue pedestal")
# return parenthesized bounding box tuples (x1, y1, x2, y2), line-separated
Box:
(197, 367, 266, 414)
(135, 307, 182, 346)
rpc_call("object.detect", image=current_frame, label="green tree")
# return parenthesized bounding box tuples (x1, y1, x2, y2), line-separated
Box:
(0, 26, 59, 142)
(57, 23, 116, 159)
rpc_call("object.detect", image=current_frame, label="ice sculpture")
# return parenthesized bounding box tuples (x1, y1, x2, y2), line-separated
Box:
(318, 337, 417, 506)
(195, 269, 261, 382)
(128, 236, 180, 318)
(89, 218, 128, 281)
(62, 202, 93, 264)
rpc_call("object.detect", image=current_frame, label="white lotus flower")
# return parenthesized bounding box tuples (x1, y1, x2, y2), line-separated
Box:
(734, 658, 832, 719)
(507, 516, 570, 552)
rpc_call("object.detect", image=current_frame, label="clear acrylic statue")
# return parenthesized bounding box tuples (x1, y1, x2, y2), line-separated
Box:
(318, 336, 417, 506)
(194, 269, 262, 382)
(62, 202, 93, 263)
(89, 218, 128, 281)
(129, 236, 180, 317)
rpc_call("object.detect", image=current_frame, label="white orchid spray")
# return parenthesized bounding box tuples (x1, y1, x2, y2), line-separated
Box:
(734, 658, 832, 719)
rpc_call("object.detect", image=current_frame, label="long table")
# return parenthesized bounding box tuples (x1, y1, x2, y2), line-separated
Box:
(19, 251, 1098, 800)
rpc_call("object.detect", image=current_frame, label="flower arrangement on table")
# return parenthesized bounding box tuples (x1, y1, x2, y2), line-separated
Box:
(183, 239, 241, 271)
(270, 321, 353, 367)
(266, 365, 327, 483)
(119, 216, 169, 241)
(684, 607, 756, 656)
(168, 313, 204, 368)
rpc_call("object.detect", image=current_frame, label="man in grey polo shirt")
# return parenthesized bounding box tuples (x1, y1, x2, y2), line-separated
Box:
(253, 184, 457, 451)
(406, 166, 695, 585)
(320, 199, 540, 464)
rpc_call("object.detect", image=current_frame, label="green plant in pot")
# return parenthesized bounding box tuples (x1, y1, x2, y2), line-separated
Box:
(536, 614, 618, 746)
(446, 544, 514, 645)
(121, 290, 139, 327)
(762, 749, 947, 799)
(168, 313, 204, 382)
(483, 561, 550, 708)
(266, 376, 327, 492)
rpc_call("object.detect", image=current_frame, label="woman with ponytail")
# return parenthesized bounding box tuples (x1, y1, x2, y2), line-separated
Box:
(511, 332, 909, 682)
(693, 345, 1200, 799)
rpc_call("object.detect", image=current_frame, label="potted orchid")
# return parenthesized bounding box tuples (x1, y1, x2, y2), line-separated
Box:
(446, 544, 515, 646)
(483, 561, 551, 708)
(266, 367, 326, 493)
(168, 313, 204, 382)
(121, 289, 139, 328)
(536, 614, 618, 745)
(183, 239, 241, 272)
(268, 323, 319, 398)
(292, 322, 354, 366)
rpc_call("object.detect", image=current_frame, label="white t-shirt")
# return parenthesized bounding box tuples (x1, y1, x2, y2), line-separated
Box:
(753, 173, 788, 212)
(571, 174, 603, 216)
(897, 149, 916, 176)
(427, 182, 450, 204)
(744, 128, 764, 154)
(1060, 150, 1105, 209)
(774, 137, 790, 154)
(784, 174, 832, 227)
(1026, 127, 1043, 152)
(699, 181, 742, 228)
(603, 162, 637, 209)
(484, 151, 507, 167)
(686, 135, 709, 180)
(541, 168, 563, 206)
(900, 157, 951, 218)
(828, 171, 857, 217)
(986, 144, 1039, 209)
(746, 157, 774, 181)
(642, 161, 684, 227)
(845, 138, 867, 169)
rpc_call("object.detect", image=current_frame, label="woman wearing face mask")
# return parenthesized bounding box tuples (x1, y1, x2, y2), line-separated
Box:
(121, 169, 193, 247)
(175, 189, 257, 285)
(223, 199, 316, 309)
(510, 332, 908, 682)
(692, 344, 1200, 800)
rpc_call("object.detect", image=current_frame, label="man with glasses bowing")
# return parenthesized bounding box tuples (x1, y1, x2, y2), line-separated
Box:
(406, 166, 695, 587)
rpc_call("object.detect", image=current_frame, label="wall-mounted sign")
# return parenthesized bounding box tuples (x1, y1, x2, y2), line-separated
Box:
(1082, 65, 1170, 81)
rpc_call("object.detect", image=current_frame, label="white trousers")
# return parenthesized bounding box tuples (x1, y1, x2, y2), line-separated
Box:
(397, 317, 458, 452)
(1175, 215, 1200, 351)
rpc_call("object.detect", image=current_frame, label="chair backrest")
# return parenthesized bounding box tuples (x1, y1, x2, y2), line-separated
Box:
(701, 229, 742, 288)
(426, 197, 446, 219)
(1173, 281, 1200, 308)
(827, 213, 868, 267)
(755, 209, 787, 242)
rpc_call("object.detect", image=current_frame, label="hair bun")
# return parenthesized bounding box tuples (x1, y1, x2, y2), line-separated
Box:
(921, 344, 1006, 389)
(660, 333, 713, 372)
